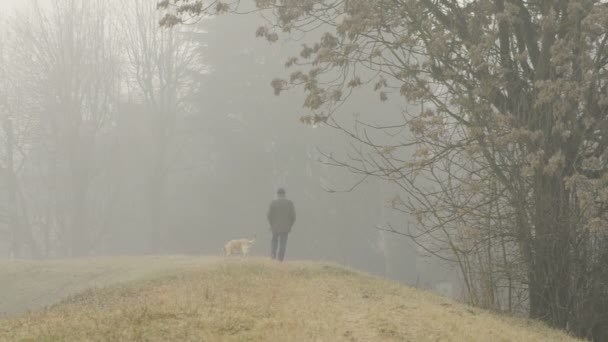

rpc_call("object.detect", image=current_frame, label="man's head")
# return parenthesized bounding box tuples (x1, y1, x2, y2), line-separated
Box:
(277, 188, 286, 198)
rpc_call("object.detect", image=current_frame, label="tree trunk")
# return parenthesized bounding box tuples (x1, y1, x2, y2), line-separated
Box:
(4, 118, 21, 258)
(146, 123, 168, 254)
(66, 123, 89, 257)
(146, 170, 164, 254)
(529, 174, 571, 329)
(70, 179, 88, 257)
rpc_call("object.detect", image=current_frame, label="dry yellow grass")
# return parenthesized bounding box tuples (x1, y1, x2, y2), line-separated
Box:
(0, 257, 582, 341)
(0, 256, 221, 316)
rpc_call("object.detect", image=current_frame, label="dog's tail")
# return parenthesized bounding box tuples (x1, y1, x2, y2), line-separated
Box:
(223, 245, 228, 257)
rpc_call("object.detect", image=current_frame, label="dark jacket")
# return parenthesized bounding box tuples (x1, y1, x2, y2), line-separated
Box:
(267, 198, 296, 233)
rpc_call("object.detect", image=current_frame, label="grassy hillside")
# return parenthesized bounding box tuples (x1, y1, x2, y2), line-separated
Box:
(0, 256, 222, 316)
(0, 257, 581, 341)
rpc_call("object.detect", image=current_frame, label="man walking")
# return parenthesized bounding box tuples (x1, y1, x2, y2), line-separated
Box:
(267, 188, 296, 261)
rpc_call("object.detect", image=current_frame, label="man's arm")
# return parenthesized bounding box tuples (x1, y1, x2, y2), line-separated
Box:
(289, 201, 296, 226)
(267, 202, 274, 224)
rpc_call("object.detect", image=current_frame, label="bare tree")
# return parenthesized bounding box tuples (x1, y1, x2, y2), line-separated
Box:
(0, 20, 44, 258)
(122, 0, 203, 253)
(6, 0, 122, 257)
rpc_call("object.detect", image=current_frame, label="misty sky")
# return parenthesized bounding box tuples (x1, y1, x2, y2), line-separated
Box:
(1, 0, 23, 12)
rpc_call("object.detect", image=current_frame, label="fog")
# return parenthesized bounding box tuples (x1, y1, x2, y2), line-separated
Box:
(0, 0, 458, 296)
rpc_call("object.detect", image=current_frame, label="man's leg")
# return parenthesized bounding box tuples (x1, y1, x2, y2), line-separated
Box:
(271, 232, 278, 259)
(278, 232, 289, 261)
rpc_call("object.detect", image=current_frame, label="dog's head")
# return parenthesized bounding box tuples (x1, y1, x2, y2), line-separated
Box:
(248, 234, 257, 244)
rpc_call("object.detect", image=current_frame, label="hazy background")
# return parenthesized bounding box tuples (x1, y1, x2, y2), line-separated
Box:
(0, 0, 458, 295)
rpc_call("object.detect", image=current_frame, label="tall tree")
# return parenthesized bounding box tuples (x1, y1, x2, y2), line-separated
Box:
(160, 0, 608, 338)
(7, 0, 122, 257)
(121, 0, 203, 253)
(0, 45, 40, 258)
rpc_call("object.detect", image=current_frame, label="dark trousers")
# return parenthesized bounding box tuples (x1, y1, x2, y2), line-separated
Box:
(271, 232, 289, 261)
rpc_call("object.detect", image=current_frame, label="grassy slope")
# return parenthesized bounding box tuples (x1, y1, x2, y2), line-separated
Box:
(0, 257, 581, 342)
(0, 256, 221, 316)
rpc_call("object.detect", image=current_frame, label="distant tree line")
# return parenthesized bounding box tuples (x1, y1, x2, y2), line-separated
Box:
(0, 0, 208, 257)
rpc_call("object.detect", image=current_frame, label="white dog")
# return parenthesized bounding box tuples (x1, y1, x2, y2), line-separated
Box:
(223, 236, 256, 257)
